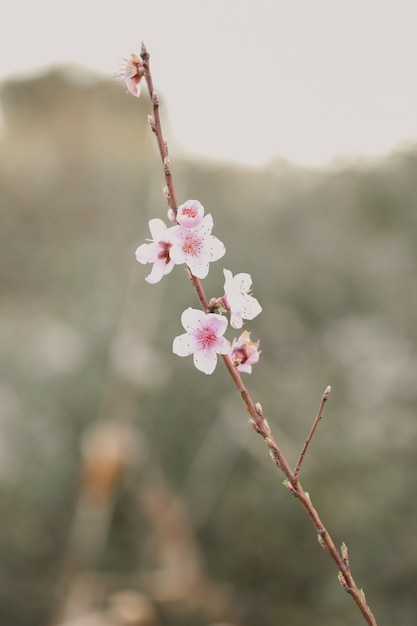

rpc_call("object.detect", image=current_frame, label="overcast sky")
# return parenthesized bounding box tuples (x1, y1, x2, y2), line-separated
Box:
(1, 0, 417, 166)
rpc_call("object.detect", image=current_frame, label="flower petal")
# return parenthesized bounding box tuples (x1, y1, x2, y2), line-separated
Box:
(135, 242, 155, 264)
(148, 218, 169, 240)
(193, 349, 218, 375)
(205, 314, 228, 337)
(135, 219, 176, 283)
(242, 298, 262, 320)
(237, 363, 252, 374)
(180, 307, 206, 332)
(145, 258, 174, 284)
(185, 257, 210, 279)
(230, 312, 243, 329)
(216, 336, 232, 354)
(126, 79, 141, 97)
(223, 269, 262, 327)
(173, 333, 197, 357)
(177, 200, 204, 228)
(204, 235, 226, 263)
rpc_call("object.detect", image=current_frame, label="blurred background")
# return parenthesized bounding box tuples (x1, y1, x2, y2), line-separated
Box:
(2, 1, 417, 625)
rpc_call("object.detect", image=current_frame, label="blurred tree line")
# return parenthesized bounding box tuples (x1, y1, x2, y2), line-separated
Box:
(1, 67, 417, 626)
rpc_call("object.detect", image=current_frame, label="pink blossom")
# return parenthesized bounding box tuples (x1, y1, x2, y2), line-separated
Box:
(170, 214, 225, 279)
(176, 199, 204, 228)
(223, 269, 262, 329)
(231, 331, 260, 374)
(135, 219, 175, 284)
(116, 53, 144, 97)
(173, 308, 230, 375)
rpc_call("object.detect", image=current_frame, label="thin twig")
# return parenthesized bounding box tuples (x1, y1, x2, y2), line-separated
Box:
(294, 385, 332, 476)
(138, 42, 378, 626)
(140, 42, 179, 216)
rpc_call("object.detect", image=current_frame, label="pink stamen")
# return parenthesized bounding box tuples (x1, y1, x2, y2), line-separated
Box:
(182, 233, 202, 256)
(196, 326, 217, 350)
(157, 241, 172, 264)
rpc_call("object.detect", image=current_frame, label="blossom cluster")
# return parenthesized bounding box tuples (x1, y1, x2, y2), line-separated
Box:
(121, 47, 262, 375)
(135, 198, 262, 375)
(135, 200, 225, 282)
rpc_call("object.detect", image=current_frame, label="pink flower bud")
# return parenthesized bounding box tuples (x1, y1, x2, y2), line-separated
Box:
(115, 53, 144, 97)
(231, 331, 260, 374)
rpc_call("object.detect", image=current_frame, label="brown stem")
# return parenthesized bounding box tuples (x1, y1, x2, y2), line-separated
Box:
(140, 42, 179, 216)
(293, 482, 377, 626)
(189, 273, 209, 312)
(294, 385, 331, 476)
(137, 42, 378, 626)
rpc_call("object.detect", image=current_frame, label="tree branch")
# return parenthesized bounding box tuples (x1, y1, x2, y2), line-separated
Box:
(137, 42, 378, 626)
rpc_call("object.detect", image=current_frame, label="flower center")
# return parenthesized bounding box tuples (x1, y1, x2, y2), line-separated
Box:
(196, 325, 217, 350)
(182, 232, 202, 257)
(232, 346, 248, 364)
(182, 207, 197, 218)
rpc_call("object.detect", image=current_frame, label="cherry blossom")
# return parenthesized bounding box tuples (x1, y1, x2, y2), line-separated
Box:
(135, 218, 175, 284)
(170, 214, 225, 279)
(173, 308, 230, 375)
(176, 199, 204, 228)
(223, 269, 262, 329)
(231, 331, 260, 374)
(116, 53, 144, 97)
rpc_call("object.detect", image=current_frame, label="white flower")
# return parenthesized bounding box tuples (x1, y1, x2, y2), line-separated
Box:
(170, 214, 225, 279)
(223, 269, 262, 329)
(176, 199, 204, 228)
(172, 308, 230, 375)
(135, 219, 175, 284)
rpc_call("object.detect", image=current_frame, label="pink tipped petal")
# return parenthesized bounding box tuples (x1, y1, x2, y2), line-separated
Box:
(206, 314, 228, 336)
(127, 80, 141, 97)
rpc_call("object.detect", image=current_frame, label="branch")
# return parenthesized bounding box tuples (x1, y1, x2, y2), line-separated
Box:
(140, 42, 179, 217)
(137, 42, 378, 626)
(294, 385, 331, 476)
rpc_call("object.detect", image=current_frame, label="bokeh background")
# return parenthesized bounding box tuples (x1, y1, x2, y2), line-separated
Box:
(2, 2, 417, 625)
